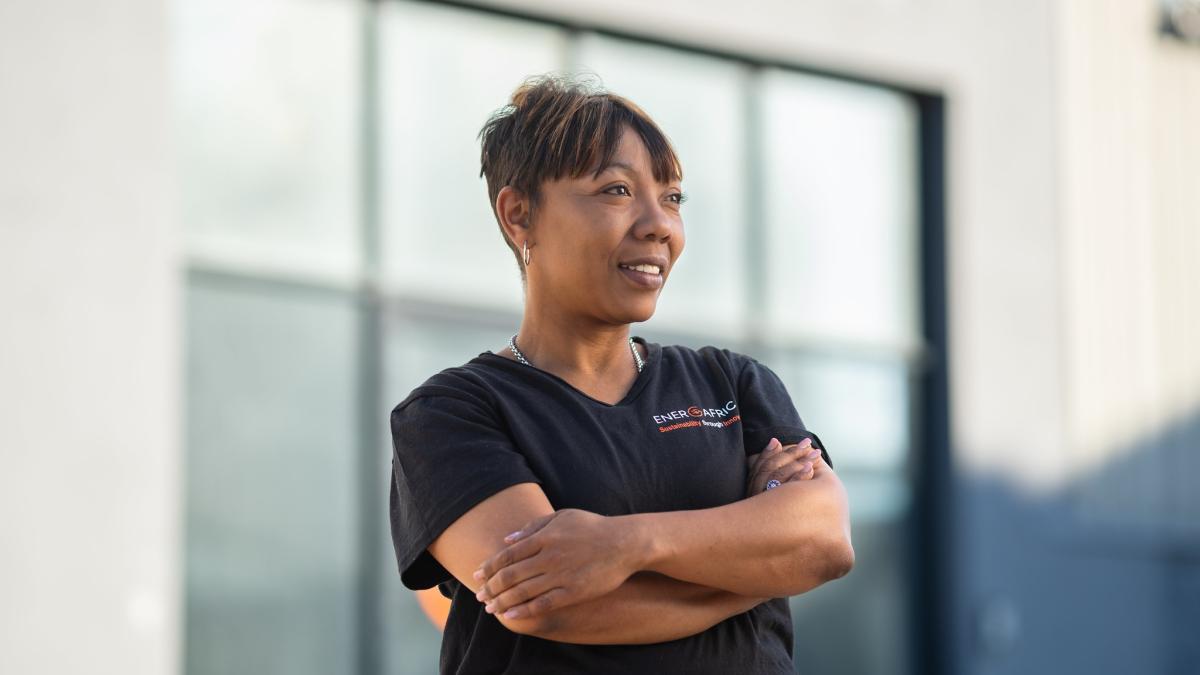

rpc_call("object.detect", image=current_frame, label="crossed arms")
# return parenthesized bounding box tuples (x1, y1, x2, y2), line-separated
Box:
(426, 438, 854, 645)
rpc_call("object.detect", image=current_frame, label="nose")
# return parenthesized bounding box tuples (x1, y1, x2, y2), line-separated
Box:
(632, 193, 678, 242)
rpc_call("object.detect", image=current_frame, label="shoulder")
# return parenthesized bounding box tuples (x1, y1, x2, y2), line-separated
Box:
(659, 342, 757, 376)
(390, 357, 503, 418)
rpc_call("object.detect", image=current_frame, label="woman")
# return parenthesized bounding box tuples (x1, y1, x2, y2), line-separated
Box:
(389, 74, 853, 674)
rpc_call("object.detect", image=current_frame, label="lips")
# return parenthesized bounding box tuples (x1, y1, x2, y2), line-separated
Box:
(616, 254, 669, 275)
(617, 264, 664, 289)
(619, 262, 661, 275)
(616, 253, 669, 290)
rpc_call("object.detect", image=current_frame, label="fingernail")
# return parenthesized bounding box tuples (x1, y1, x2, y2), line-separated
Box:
(475, 590, 485, 601)
(770, 437, 781, 449)
(503, 609, 520, 619)
(800, 437, 812, 448)
(473, 569, 484, 581)
(504, 531, 522, 542)
(485, 602, 495, 614)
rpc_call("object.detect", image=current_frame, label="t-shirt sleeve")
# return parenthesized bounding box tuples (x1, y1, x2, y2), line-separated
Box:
(734, 355, 834, 469)
(389, 390, 541, 590)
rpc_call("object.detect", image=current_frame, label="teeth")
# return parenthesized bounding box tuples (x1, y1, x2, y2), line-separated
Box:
(620, 264, 661, 275)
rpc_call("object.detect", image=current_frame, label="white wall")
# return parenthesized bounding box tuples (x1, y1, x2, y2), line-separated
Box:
(1057, 0, 1200, 523)
(0, 2, 181, 674)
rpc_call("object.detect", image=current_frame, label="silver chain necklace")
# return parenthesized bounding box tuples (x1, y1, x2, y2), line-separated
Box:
(507, 333, 644, 374)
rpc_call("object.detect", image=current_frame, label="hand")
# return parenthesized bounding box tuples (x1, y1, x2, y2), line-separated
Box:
(745, 437, 823, 497)
(472, 508, 639, 621)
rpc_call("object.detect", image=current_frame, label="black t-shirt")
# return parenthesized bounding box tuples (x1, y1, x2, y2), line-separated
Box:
(389, 336, 831, 675)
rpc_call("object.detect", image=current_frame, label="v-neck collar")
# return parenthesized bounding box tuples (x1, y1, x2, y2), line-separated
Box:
(475, 335, 659, 408)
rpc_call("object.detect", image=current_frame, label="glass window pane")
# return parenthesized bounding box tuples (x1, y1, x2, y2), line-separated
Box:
(383, 311, 516, 405)
(759, 69, 920, 347)
(185, 278, 360, 675)
(172, 0, 362, 281)
(378, 311, 519, 674)
(572, 34, 749, 336)
(790, 515, 910, 675)
(768, 350, 913, 476)
(378, 1, 566, 310)
(766, 347, 913, 674)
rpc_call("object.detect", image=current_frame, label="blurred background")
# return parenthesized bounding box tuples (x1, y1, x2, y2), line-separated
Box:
(2, 0, 1198, 673)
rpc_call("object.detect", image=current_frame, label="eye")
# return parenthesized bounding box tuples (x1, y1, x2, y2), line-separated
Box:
(668, 191, 689, 205)
(604, 184, 632, 196)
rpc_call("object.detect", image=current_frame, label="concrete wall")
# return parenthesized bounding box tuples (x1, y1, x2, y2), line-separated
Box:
(0, 2, 181, 674)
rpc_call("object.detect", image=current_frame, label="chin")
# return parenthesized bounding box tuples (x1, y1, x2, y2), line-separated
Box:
(623, 299, 658, 324)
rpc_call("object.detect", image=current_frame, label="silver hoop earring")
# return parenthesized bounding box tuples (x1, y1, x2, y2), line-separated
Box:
(522, 240, 531, 267)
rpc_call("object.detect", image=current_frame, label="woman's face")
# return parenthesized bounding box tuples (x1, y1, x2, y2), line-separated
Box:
(523, 124, 685, 325)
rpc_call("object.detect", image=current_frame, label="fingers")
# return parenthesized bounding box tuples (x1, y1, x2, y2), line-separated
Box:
(474, 536, 540, 584)
(476, 558, 556, 612)
(482, 573, 556, 616)
(757, 440, 810, 471)
(748, 437, 784, 474)
(773, 460, 814, 485)
(748, 438, 821, 493)
(795, 445, 822, 481)
(496, 587, 572, 621)
(754, 439, 815, 477)
(503, 512, 556, 544)
(808, 454, 829, 476)
(476, 552, 546, 603)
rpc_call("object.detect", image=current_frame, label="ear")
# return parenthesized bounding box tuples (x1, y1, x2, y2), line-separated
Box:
(495, 185, 533, 248)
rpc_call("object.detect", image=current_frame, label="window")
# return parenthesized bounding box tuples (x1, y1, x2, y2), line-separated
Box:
(176, 2, 941, 673)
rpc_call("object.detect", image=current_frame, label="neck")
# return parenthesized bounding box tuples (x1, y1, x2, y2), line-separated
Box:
(513, 308, 638, 380)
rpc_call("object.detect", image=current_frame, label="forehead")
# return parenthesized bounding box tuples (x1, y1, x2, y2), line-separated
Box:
(610, 126, 649, 163)
(590, 126, 673, 183)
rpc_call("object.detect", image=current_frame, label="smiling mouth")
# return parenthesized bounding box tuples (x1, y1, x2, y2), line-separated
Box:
(618, 263, 662, 275)
(617, 264, 664, 289)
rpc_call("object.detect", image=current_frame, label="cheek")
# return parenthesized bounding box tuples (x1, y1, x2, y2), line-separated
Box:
(671, 222, 686, 258)
(548, 227, 611, 278)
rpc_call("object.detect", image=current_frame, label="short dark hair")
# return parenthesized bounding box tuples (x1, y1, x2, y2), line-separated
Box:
(477, 73, 683, 279)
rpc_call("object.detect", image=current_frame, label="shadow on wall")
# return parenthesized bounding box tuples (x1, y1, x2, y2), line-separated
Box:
(951, 406, 1200, 675)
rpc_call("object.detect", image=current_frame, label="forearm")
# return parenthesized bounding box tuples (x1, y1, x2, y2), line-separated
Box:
(626, 469, 853, 597)
(501, 571, 765, 644)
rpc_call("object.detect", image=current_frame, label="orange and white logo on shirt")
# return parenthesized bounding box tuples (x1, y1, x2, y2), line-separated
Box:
(653, 400, 740, 433)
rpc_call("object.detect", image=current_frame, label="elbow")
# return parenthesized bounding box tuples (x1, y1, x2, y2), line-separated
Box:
(497, 613, 546, 637)
(769, 535, 855, 597)
(497, 611, 566, 640)
(825, 536, 855, 581)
